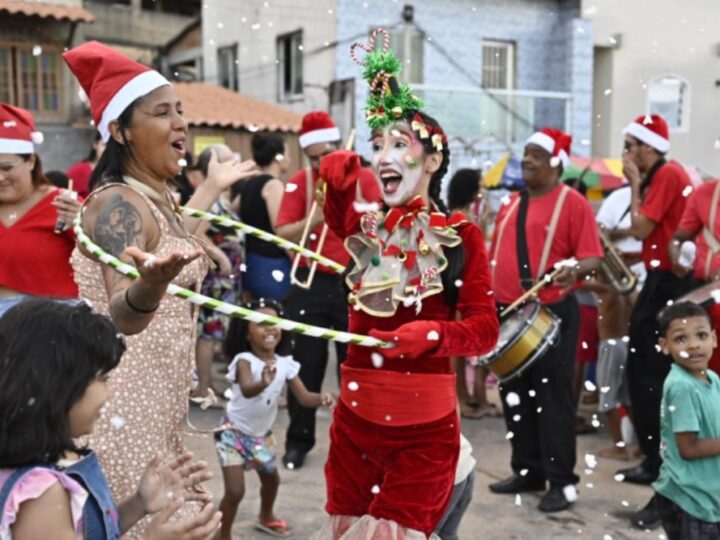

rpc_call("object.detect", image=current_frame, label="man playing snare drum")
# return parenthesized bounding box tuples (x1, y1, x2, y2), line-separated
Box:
(488, 128, 603, 512)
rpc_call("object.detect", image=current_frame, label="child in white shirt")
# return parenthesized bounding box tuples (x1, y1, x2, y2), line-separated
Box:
(215, 299, 334, 539)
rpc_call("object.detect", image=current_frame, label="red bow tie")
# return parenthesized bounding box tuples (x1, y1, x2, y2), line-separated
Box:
(383, 196, 427, 233)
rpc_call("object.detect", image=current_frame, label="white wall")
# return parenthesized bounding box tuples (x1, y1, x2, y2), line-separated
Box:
(202, 0, 337, 114)
(584, 0, 720, 174)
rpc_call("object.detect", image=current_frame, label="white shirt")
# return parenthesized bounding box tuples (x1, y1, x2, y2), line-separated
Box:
(225, 352, 300, 436)
(596, 186, 646, 282)
(454, 434, 477, 484)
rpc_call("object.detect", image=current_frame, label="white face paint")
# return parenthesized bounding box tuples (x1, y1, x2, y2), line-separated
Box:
(370, 121, 427, 207)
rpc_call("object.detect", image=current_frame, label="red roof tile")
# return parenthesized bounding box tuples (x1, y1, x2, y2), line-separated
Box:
(0, 1, 94, 22)
(173, 82, 302, 133)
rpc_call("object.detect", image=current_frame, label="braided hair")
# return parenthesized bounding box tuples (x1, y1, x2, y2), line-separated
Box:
(404, 110, 464, 307)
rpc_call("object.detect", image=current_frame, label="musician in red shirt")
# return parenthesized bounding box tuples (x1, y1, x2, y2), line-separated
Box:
(610, 114, 695, 530)
(669, 179, 720, 375)
(275, 111, 380, 470)
(488, 128, 603, 513)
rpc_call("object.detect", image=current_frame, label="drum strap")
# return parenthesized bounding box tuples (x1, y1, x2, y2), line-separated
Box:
(703, 180, 720, 277)
(490, 196, 521, 282)
(537, 184, 570, 279)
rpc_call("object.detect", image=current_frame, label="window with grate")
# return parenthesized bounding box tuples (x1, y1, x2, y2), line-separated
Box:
(482, 40, 515, 90)
(276, 31, 303, 101)
(0, 44, 63, 116)
(382, 28, 424, 84)
(217, 43, 238, 91)
(647, 75, 690, 132)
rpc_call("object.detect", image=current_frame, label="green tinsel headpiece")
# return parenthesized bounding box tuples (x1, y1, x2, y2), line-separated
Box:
(351, 28, 424, 130)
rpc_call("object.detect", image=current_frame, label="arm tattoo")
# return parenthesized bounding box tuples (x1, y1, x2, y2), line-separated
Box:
(95, 194, 143, 256)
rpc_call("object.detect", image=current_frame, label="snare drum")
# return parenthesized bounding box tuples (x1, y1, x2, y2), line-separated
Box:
(479, 302, 561, 382)
(676, 281, 720, 374)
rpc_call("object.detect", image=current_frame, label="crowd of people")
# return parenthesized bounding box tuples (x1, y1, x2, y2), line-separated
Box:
(0, 30, 719, 540)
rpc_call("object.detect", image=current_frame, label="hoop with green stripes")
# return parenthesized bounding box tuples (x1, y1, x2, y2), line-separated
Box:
(180, 206, 345, 274)
(73, 215, 386, 348)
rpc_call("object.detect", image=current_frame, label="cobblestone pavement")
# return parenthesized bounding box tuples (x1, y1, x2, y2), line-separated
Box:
(185, 359, 663, 540)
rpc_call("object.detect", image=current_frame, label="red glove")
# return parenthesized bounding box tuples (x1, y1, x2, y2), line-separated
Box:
(369, 320, 443, 359)
(320, 150, 361, 191)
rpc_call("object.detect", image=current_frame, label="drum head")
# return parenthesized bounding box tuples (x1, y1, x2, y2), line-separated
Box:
(677, 281, 720, 309)
(493, 303, 539, 351)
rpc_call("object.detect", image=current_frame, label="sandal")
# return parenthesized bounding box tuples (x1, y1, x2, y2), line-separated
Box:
(255, 518, 290, 538)
(188, 388, 224, 410)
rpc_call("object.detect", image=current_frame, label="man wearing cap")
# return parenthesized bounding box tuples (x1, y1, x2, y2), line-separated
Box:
(276, 111, 379, 469)
(488, 128, 603, 512)
(611, 114, 695, 529)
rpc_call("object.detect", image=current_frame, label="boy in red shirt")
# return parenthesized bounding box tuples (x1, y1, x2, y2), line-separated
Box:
(610, 114, 696, 530)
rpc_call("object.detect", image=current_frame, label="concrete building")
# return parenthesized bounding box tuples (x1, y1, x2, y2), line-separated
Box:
(0, 0, 95, 170)
(201, 0, 594, 166)
(585, 0, 720, 174)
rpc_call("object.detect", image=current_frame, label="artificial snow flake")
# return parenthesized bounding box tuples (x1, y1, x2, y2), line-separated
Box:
(514, 494, 522, 506)
(528, 389, 536, 397)
(519, 469, 529, 476)
(371, 484, 380, 494)
(613, 473, 625, 482)
(505, 392, 520, 407)
(110, 416, 126, 429)
(603, 88, 612, 96)
(177, 158, 187, 167)
(454, 279, 463, 288)
(512, 414, 521, 422)
(426, 330, 440, 341)
(682, 186, 694, 197)
(347, 381, 359, 391)
(650, 259, 661, 268)
(272, 270, 285, 282)
(32, 45, 42, 56)
(371, 353, 384, 368)
(585, 454, 598, 469)
(563, 485, 578, 502)
(584, 380, 597, 392)
(285, 183, 298, 193)
(505, 431, 514, 440)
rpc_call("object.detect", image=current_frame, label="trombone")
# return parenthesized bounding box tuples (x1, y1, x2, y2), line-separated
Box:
(290, 129, 356, 289)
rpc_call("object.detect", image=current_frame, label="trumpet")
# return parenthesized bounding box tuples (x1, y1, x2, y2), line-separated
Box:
(599, 228, 638, 294)
(290, 129, 356, 289)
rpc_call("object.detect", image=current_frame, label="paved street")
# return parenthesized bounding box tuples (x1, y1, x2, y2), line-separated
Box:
(186, 359, 662, 540)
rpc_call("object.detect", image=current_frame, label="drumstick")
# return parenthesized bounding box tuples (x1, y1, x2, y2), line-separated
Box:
(500, 267, 563, 318)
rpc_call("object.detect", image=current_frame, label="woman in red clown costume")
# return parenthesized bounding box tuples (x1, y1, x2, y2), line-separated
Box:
(313, 30, 499, 539)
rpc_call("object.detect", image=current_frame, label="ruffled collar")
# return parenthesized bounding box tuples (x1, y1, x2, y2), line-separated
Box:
(345, 196, 466, 317)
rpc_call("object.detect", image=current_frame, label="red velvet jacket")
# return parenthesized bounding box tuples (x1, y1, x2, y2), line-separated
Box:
(324, 176, 499, 375)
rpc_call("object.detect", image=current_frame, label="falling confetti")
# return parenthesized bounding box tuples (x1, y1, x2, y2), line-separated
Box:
(371, 353, 384, 368)
(505, 392, 520, 407)
(563, 485, 578, 502)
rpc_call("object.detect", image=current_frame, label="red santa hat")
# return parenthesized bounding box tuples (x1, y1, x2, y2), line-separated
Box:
(298, 111, 340, 149)
(0, 104, 43, 154)
(63, 41, 170, 143)
(526, 128, 572, 168)
(622, 114, 670, 153)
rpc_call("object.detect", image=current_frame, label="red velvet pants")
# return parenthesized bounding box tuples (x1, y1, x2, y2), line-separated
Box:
(324, 401, 460, 536)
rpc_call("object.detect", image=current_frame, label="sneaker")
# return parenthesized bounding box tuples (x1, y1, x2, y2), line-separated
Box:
(538, 485, 576, 513)
(489, 474, 545, 494)
(631, 495, 662, 530)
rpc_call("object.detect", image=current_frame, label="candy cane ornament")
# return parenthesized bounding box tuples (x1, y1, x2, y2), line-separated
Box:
(179, 205, 345, 274)
(73, 215, 387, 348)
